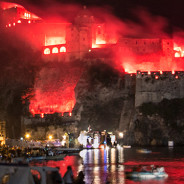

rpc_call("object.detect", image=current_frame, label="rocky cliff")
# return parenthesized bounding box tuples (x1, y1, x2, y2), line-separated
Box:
(74, 61, 184, 146)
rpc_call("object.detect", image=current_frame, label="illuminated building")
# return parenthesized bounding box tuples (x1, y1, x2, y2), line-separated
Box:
(1, 2, 181, 66)
(0, 121, 6, 145)
(2, 1, 184, 140)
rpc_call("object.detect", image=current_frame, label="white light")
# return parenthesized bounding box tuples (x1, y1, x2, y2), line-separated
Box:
(119, 132, 124, 138)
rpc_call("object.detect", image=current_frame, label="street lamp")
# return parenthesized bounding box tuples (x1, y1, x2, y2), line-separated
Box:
(119, 132, 124, 138)
(48, 135, 53, 140)
(25, 133, 30, 139)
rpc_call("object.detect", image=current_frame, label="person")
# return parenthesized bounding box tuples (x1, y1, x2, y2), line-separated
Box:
(63, 166, 74, 184)
(74, 171, 85, 184)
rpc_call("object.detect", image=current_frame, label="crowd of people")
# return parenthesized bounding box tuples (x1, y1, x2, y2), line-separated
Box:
(63, 166, 85, 184)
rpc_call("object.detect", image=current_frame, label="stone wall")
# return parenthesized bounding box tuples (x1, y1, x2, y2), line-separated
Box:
(135, 71, 184, 107)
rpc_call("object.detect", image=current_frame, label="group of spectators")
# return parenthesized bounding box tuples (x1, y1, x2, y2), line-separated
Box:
(63, 166, 85, 184)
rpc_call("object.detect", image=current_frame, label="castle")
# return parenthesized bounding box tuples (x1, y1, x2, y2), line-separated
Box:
(1, 2, 184, 140)
(1, 1, 181, 65)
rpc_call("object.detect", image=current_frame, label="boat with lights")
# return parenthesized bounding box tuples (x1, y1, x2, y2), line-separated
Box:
(125, 166, 168, 179)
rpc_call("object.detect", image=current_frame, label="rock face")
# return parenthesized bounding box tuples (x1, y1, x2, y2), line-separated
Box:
(74, 62, 184, 146)
(74, 61, 135, 131)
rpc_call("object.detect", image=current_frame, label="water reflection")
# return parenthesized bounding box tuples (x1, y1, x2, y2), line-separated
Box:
(33, 147, 184, 184)
(79, 147, 125, 183)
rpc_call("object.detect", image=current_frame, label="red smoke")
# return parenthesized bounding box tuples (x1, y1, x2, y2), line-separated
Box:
(2, 1, 184, 115)
(27, 65, 83, 116)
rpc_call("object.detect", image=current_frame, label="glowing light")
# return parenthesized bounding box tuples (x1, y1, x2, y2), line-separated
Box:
(175, 75, 179, 79)
(48, 135, 53, 140)
(28, 20, 31, 24)
(25, 133, 30, 139)
(160, 71, 163, 74)
(99, 144, 105, 149)
(60, 46, 66, 52)
(148, 71, 151, 75)
(69, 112, 72, 116)
(44, 48, 50, 55)
(13, 23, 15, 26)
(174, 47, 182, 52)
(52, 47, 59, 54)
(63, 135, 66, 140)
(119, 132, 124, 138)
(175, 52, 180, 57)
(41, 113, 44, 118)
(45, 37, 66, 46)
(172, 70, 175, 74)
(174, 46, 184, 57)
(8, 24, 11, 27)
(155, 76, 159, 79)
(17, 20, 21, 23)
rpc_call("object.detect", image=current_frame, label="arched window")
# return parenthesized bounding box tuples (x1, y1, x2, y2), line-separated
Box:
(44, 48, 50, 55)
(60, 46, 66, 52)
(52, 47, 59, 54)
(175, 52, 180, 57)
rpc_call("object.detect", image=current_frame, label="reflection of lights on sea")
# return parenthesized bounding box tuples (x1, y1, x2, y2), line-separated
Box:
(79, 149, 87, 159)
(117, 144, 122, 149)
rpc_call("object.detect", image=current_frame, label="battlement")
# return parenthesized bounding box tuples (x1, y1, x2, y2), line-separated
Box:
(136, 70, 184, 80)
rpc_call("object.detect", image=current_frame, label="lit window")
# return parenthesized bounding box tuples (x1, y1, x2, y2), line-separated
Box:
(175, 52, 180, 57)
(52, 47, 59, 53)
(60, 46, 66, 52)
(44, 48, 50, 55)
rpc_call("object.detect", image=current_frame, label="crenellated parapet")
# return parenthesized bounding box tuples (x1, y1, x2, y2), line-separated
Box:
(135, 70, 184, 107)
(136, 70, 184, 80)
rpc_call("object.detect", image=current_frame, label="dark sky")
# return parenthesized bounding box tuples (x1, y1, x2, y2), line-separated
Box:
(5, 0, 184, 30)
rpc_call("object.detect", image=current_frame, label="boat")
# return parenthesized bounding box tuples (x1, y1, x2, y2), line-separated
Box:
(123, 145, 131, 148)
(26, 154, 66, 162)
(52, 147, 82, 154)
(125, 166, 168, 179)
(126, 170, 168, 179)
(137, 148, 152, 153)
(0, 163, 64, 184)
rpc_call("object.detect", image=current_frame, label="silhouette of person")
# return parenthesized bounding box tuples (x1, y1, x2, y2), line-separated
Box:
(75, 171, 85, 184)
(63, 166, 74, 184)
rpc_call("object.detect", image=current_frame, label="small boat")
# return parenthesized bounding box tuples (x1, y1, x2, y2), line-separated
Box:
(126, 166, 168, 179)
(26, 154, 66, 162)
(126, 171, 168, 179)
(137, 149, 152, 153)
(123, 145, 131, 148)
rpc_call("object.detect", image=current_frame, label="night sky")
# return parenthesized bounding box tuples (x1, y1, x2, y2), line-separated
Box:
(4, 0, 184, 30)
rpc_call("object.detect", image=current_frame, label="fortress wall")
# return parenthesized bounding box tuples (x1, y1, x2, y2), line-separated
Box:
(135, 71, 184, 107)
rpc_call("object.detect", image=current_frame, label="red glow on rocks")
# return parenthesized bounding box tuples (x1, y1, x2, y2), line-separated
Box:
(27, 65, 83, 116)
(29, 90, 75, 115)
